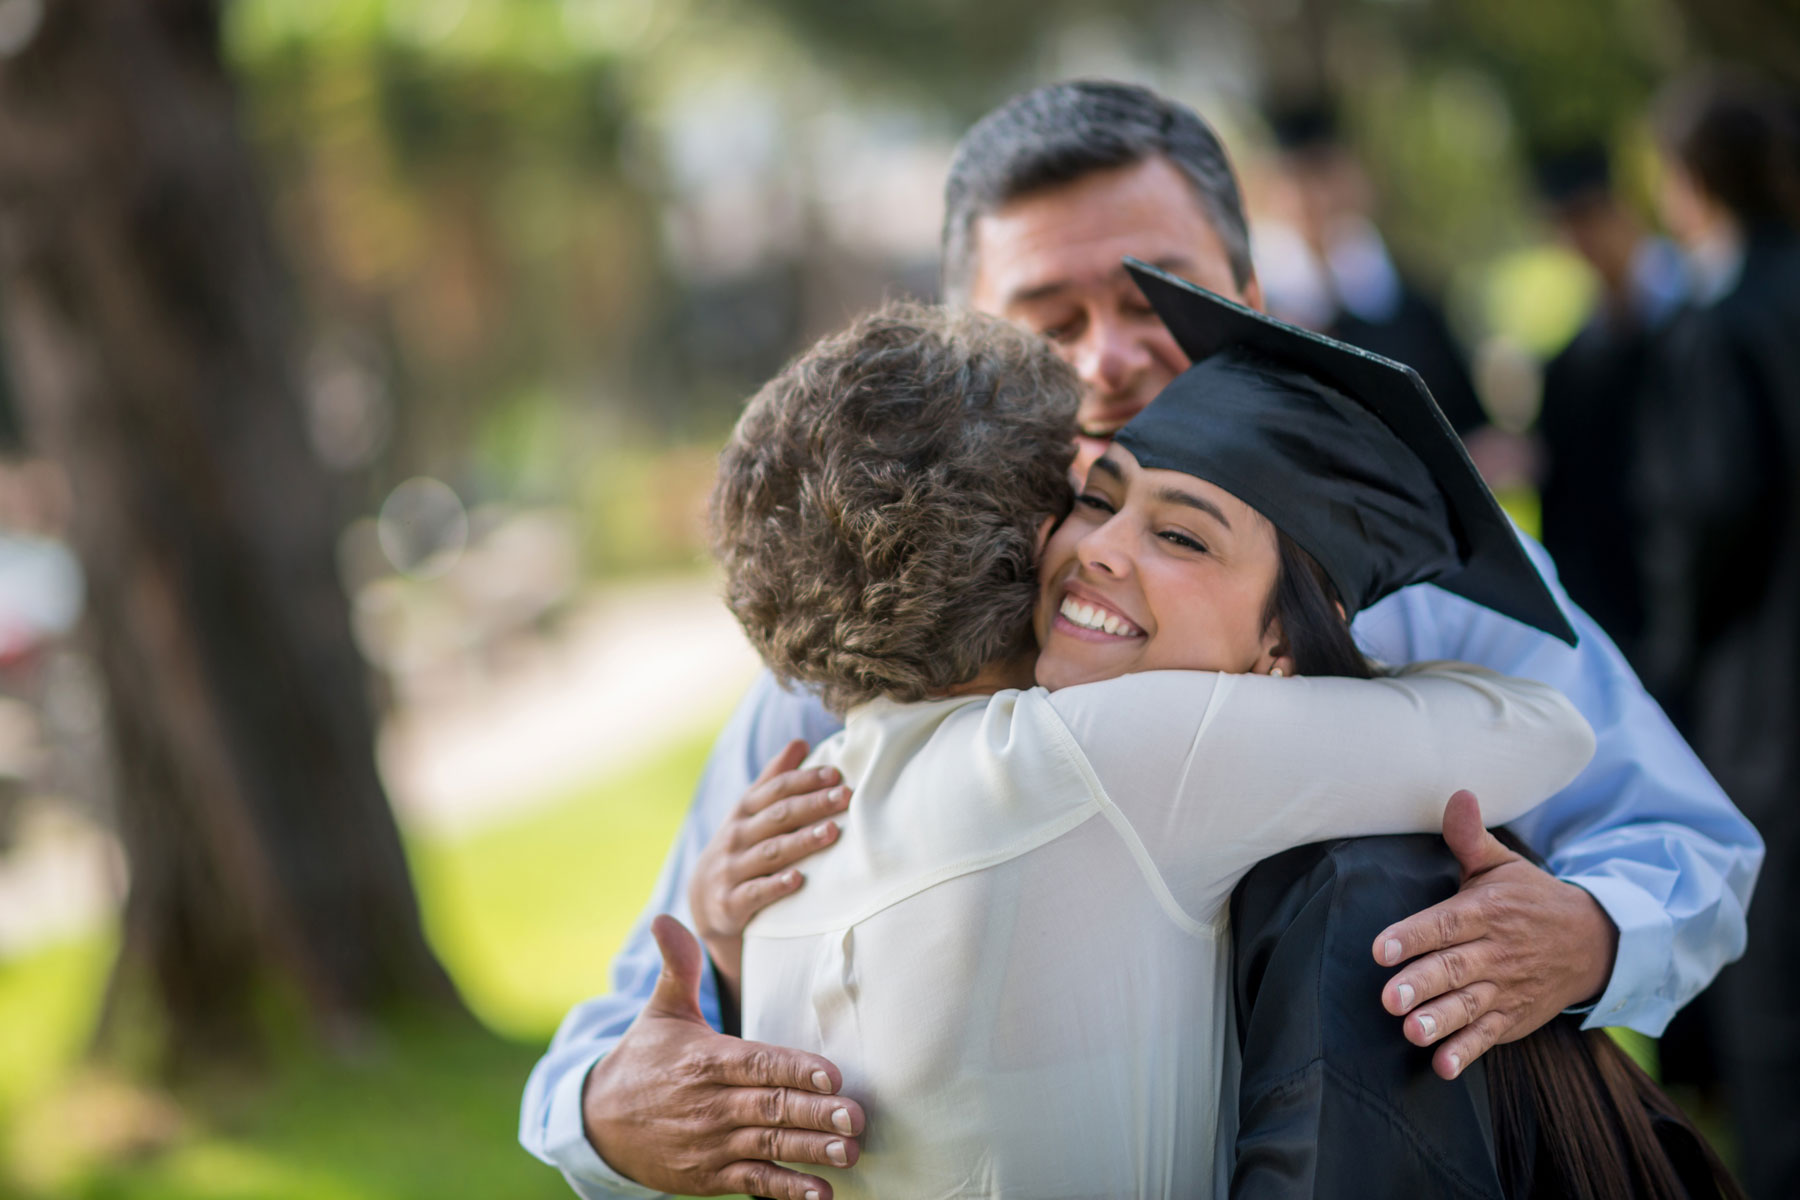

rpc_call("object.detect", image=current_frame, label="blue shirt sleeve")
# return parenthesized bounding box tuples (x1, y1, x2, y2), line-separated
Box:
(1351, 530, 1763, 1036)
(518, 670, 843, 1197)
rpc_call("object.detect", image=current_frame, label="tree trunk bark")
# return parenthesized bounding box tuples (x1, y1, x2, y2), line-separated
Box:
(0, 0, 463, 1069)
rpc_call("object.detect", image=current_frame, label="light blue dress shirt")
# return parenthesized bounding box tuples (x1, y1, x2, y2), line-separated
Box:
(520, 536, 1762, 1198)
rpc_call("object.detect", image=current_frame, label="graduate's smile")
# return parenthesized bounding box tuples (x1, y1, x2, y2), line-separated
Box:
(1033, 445, 1286, 691)
(1051, 583, 1146, 642)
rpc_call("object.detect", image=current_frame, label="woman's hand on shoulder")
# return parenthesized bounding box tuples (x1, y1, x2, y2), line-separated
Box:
(689, 739, 852, 1003)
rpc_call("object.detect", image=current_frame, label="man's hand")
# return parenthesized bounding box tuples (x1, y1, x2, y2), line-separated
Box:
(583, 915, 864, 1199)
(1372, 791, 1619, 1081)
(690, 740, 852, 1003)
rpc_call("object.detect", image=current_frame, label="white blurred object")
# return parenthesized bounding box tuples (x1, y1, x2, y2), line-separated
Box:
(0, 535, 83, 662)
(378, 573, 759, 834)
(377, 477, 469, 580)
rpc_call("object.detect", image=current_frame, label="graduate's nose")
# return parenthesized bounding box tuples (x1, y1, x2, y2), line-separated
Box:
(1076, 514, 1135, 580)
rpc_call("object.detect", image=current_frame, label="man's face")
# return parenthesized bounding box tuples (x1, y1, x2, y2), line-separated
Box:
(965, 155, 1262, 475)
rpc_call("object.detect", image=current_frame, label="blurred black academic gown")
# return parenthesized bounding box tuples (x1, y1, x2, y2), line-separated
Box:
(1328, 288, 1489, 439)
(1636, 225, 1800, 1200)
(1536, 263, 1679, 658)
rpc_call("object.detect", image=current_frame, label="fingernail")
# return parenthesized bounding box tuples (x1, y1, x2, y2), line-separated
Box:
(818, 767, 838, 784)
(786, 870, 802, 886)
(814, 822, 833, 840)
(1396, 983, 1415, 1011)
(830, 785, 850, 803)
(827, 1140, 848, 1166)
(1447, 1052, 1463, 1078)
(1416, 1013, 1437, 1040)
(811, 1070, 833, 1092)
(832, 1107, 853, 1134)
(806, 1191, 821, 1200)
(1383, 938, 1403, 965)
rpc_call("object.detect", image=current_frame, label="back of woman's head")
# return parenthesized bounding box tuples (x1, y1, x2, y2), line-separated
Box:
(712, 302, 1079, 714)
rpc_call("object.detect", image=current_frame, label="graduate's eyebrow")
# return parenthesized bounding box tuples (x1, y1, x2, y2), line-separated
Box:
(1090, 456, 1231, 529)
(1154, 486, 1231, 530)
(1087, 455, 1126, 483)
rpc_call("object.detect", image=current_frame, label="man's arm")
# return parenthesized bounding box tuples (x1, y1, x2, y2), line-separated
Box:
(519, 670, 846, 1198)
(1350, 533, 1763, 1073)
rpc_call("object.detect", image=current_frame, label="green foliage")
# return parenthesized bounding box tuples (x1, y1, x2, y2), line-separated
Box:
(0, 731, 718, 1198)
(409, 732, 715, 1037)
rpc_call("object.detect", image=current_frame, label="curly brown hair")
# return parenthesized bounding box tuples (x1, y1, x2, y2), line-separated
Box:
(712, 303, 1079, 714)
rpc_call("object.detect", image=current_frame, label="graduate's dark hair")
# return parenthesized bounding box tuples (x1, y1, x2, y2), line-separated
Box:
(1655, 72, 1800, 230)
(941, 81, 1254, 304)
(1484, 833, 1747, 1200)
(1261, 532, 1377, 679)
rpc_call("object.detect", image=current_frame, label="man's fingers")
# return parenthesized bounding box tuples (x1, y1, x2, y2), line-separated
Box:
(751, 739, 812, 789)
(1372, 891, 1490, 967)
(1433, 1008, 1514, 1080)
(727, 868, 807, 925)
(1440, 789, 1520, 881)
(725, 1125, 861, 1170)
(713, 1039, 846, 1095)
(1383, 939, 1496, 1015)
(727, 1086, 866, 1137)
(1401, 979, 1502, 1047)
(743, 818, 842, 875)
(739, 764, 843, 823)
(646, 915, 707, 1022)
(716, 1159, 834, 1200)
(746, 785, 852, 845)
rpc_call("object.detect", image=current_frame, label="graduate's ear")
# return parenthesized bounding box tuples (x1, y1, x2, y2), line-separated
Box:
(1035, 514, 1058, 557)
(1259, 619, 1297, 678)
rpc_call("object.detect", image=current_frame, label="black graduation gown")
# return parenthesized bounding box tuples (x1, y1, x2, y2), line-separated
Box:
(1228, 836, 1732, 1199)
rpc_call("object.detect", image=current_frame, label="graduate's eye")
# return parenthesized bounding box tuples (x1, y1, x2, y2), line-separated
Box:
(1076, 492, 1116, 514)
(1159, 529, 1208, 554)
(1038, 314, 1085, 344)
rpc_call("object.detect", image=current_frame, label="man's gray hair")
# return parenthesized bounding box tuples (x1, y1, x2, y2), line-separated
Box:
(940, 80, 1254, 304)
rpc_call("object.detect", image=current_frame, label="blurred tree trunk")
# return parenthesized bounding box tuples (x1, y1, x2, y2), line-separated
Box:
(0, 0, 462, 1069)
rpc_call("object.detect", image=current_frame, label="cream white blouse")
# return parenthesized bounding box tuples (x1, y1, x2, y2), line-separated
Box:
(741, 664, 1595, 1200)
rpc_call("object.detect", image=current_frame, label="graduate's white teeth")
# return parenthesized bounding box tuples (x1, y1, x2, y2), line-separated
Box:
(1060, 595, 1140, 636)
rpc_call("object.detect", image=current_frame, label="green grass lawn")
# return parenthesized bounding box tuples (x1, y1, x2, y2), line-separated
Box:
(0, 731, 716, 1199)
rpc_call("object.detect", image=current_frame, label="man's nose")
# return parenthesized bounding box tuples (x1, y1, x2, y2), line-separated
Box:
(1077, 318, 1153, 396)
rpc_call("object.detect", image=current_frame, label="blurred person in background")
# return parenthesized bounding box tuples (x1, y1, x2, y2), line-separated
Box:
(1531, 142, 1688, 666)
(1254, 100, 1490, 442)
(522, 81, 1761, 1200)
(1640, 72, 1800, 1200)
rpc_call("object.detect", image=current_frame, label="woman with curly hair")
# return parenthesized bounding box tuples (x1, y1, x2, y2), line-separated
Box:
(699, 270, 1728, 1199)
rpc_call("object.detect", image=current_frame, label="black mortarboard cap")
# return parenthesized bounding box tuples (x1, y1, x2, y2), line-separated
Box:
(1114, 258, 1577, 644)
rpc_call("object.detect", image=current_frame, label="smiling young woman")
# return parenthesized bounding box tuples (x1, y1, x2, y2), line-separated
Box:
(1034, 444, 1375, 691)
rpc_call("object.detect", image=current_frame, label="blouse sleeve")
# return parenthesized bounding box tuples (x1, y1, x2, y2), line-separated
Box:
(1046, 663, 1595, 916)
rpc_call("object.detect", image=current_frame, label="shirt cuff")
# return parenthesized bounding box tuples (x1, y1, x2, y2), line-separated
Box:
(1560, 872, 1678, 1037)
(542, 1050, 670, 1199)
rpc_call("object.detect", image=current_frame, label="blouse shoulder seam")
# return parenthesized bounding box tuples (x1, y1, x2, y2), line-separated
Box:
(1037, 693, 1223, 940)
